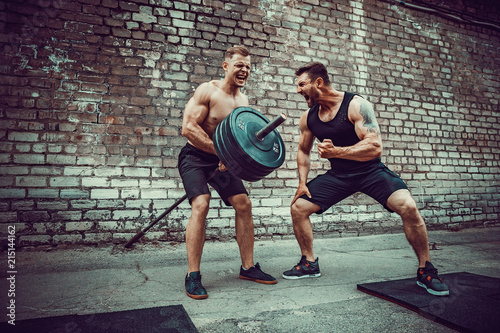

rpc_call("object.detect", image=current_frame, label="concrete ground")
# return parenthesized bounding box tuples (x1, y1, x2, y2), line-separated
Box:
(1, 227, 500, 332)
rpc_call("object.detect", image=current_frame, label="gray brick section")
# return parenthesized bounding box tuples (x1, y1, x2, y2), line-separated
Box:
(0, 0, 498, 247)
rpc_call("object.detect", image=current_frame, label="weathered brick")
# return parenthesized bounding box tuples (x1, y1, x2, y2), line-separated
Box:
(84, 210, 111, 220)
(111, 179, 139, 187)
(91, 189, 119, 199)
(0, 0, 497, 248)
(82, 177, 110, 187)
(46, 154, 77, 165)
(83, 233, 113, 244)
(19, 235, 52, 246)
(27, 189, 58, 198)
(16, 176, 47, 187)
(49, 177, 80, 187)
(141, 189, 167, 199)
(113, 210, 141, 220)
(36, 200, 68, 210)
(60, 189, 90, 199)
(53, 234, 84, 244)
(8, 131, 39, 142)
(14, 154, 44, 164)
(66, 221, 94, 231)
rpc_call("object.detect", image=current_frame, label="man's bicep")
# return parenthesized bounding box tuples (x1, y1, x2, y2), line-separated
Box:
(184, 98, 208, 123)
(298, 112, 314, 153)
(352, 99, 381, 139)
(184, 84, 211, 124)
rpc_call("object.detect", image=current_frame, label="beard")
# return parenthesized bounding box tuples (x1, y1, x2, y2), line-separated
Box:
(304, 92, 318, 107)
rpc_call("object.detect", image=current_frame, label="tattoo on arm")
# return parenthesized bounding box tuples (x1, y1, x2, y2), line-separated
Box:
(359, 101, 380, 135)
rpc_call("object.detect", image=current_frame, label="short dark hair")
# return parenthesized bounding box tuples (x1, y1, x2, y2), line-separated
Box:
(225, 46, 250, 60)
(295, 62, 331, 86)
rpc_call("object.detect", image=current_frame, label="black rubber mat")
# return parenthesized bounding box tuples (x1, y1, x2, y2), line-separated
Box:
(357, 272, 500, 333)
(0, 304, 198, 333)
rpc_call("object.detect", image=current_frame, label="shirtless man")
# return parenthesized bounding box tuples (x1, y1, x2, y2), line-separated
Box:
(178, 46, 276, 300)
(282, 62, 449, 296)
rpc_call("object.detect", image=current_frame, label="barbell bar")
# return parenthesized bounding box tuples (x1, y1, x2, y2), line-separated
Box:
(124, 169, 218, 248)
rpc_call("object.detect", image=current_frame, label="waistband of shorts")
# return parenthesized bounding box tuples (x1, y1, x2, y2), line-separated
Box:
(182, 143, 218, 159)
(328, 159, 384, 176)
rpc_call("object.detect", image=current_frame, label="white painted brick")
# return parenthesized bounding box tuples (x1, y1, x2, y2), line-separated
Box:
(111, 179, 139, 187)
(113, 210, 141, 220)
(66, 222, 93, 231)
(124, 167, 151, 177)
(261, 198, 283, 206)
(253, 207, 273, 216)
(61, 189, 89, 199)
(64, 167, 94, 176)
(15, 154, 45, 164)
(82, 177, 110, 187)
(46, 155, 76, 165)
(84, 210, 111, 220)
(8, 132, 39, 142)
(91, 189, 119, 199)
(27, 189, 58, 198)
(50, 177, 80, 187)
(16, 176, 47, 187)
(122, 189, 140, 199)
(141, 189, 167, 199)
(94, 167, 123, 177)
(126, 199, 154, 209)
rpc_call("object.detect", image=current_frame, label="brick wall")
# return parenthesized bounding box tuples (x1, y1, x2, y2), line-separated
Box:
(1, 0, 499, 248)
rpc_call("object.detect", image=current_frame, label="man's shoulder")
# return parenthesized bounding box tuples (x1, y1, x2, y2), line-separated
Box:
(350, 93, 365, 102)
(191, 80, 221, 103)
(349, 94, 371, 109)
(197, 80, 221, 91)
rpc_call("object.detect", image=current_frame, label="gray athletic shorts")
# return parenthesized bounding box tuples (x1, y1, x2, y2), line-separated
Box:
(178, 143, 248, 206)
(301, 162, 408, 213)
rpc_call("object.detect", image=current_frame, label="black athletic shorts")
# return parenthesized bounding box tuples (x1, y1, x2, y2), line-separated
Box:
(301, 162, 408, 214)
(177, 143, 248, 206)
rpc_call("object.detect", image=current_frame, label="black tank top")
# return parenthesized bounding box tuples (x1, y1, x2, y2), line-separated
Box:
(307, 92, 381, 173)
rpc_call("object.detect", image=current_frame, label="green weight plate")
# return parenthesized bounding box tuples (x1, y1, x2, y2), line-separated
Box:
(213, 106, 286, 182)
(229, 108, 285, 168)
(214, 126, 262, 182)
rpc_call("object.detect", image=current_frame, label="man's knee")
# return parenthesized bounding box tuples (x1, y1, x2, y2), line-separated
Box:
(230, 194, 252, 214)
(400, 199, 420, 218)
(392, 194, 420, 220)
(291, 198, 316, 220)
(191, 195, 210, 215)
(290, 201, 301, 218)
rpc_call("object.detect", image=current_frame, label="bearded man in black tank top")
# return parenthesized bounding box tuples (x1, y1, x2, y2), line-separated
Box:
(282, 62, 449, 296)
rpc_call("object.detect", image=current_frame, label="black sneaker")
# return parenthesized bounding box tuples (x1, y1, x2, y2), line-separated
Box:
(416, 261, 449, 296)
(282, 256, 321, 280)
(185, 271, 208, 299)
(239, 263, 277, 284)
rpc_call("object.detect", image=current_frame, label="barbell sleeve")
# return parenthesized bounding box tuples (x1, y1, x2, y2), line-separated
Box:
(255, 113, 287, 141)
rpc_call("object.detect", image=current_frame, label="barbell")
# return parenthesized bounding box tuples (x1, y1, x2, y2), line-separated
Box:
(124, 107, 286, 248)
(214, 106, 286, 181)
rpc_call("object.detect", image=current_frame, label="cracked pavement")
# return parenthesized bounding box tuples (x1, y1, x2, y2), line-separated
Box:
(1, 227, 500, 332)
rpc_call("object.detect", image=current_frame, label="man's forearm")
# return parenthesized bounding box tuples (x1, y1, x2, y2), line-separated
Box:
(297, 151, 311, 184)
(319, 136, 382, 162)
(182, 125, 216, 155)
(334, 139, 381, 161)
